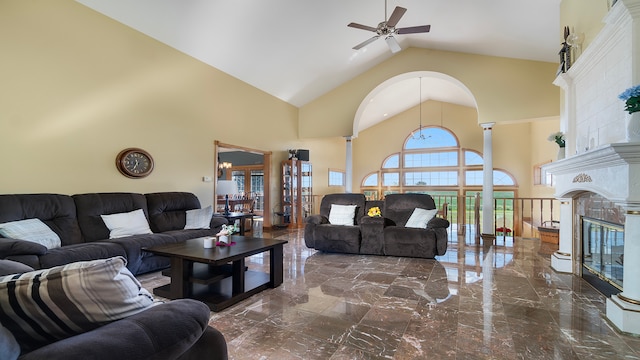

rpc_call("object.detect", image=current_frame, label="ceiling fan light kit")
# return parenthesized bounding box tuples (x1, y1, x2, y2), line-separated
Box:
(348, 0, 431, 53)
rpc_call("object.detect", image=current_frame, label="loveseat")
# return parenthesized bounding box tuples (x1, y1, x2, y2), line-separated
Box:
(0, 192, 227, 275)
(0, 258, 228, 360)
(304, 193, 450, 258)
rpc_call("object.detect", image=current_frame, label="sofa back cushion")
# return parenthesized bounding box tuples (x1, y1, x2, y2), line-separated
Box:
(320, 193, 366, 225)
(145, 192, 202, 233)
(73, 193, 149, 242)
(0, 194, 83, 246)
(383, 194, 436, 227)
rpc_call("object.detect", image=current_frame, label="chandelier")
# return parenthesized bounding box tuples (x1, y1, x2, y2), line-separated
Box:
(413, 77, 426, 140)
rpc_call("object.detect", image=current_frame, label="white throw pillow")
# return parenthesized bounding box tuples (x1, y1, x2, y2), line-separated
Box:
(100, 209, 153, 239)
(405, 208, 439, 229)
(184, 205, 213, 230)
(0, 218, 61, 249)
(328, 204, 357, 226)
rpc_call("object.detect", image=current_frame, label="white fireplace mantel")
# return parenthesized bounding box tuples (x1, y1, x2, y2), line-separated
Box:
(544, 143, 640, 208)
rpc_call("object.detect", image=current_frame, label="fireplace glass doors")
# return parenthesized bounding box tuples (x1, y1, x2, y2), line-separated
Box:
(582, 217, 623, 292)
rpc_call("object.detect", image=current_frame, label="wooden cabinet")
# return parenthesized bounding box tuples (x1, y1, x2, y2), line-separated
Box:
(281, 159, 312, 227)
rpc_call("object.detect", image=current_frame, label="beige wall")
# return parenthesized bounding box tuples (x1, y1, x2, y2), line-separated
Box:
(560, 0, 609, 51)
(300, 48, 560, 138)
(530, 118, 561, 199)
(0, 1, 310, 211)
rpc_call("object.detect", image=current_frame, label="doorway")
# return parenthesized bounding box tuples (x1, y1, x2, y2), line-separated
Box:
(215, 141, 272, 227)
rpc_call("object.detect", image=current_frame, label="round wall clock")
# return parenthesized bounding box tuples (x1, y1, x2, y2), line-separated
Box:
(116, 148, 154, 178)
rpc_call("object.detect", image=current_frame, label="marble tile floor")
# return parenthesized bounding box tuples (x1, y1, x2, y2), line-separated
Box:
(138, 227, 640, 359)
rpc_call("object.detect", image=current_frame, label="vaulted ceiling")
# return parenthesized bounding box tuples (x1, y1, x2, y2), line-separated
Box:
(77, 0, 561, 132)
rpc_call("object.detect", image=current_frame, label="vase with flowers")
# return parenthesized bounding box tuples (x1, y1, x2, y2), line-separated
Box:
(547, 131, 566, 160)
(619, 84, 640, 142)
(215, 223, 239, 246)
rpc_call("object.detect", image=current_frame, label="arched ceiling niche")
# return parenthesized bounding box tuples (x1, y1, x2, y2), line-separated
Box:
(353, 71, 478, 137)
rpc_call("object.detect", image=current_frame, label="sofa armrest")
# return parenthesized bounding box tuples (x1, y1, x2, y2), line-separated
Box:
(209, 216, 228, 230)
(19, 299, 225, 360)
(304, 214, 328, 225)
(427, 217, 450, 229)
(177, 326, 228, 360)
(0, 259, 34, 276)
(0, 238, 47, 259)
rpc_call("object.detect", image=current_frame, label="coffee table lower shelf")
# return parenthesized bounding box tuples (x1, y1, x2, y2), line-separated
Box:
(153, 270, 270, 312)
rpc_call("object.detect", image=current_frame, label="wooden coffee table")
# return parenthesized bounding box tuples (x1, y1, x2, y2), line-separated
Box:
(145, 235, 288, 311)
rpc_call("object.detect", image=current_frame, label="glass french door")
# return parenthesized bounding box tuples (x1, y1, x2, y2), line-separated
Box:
(231, 168, 264, 214)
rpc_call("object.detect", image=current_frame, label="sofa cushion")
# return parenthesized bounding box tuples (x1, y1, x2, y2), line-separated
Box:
(37, 242, 128, 270)
(0, 194, 83, 246)
(314, 225, 361, 254)
(383, 193, 437, 227)
(0, 218, 61, 249)
(105, 233, 179, 275)
(319, 193, 366, 225)
(184, 206, 213, 230)
(328, 204, 357, 226)
(0, 256, 154, 353)
(383, 227, 438, 258)
(146, 192, 202, 233)
(100, 209, 153, 239)
(405, 208, 438, 229)
(73, 193, 149, 242)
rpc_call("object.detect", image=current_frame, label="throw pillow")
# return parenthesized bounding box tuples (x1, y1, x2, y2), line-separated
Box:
(100, 209, 153, 239)
(184, 205, 213, 230)
(0, 256, 154, 353)
(0, 218, 61, 249)
(328, 204, 357, 226)
(405, 208, 439, 229)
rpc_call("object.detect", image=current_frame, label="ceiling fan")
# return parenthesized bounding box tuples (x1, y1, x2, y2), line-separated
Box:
(348, 0, 431, 53)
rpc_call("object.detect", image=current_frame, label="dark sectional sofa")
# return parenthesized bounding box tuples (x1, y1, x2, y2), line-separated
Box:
(305, 193, 450, 258)
(0, 192, 230, 359)
(0, 192, 227, 275)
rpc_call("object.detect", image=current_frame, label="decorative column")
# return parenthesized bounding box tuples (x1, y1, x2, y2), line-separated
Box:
(551, 199, 573, 273)
(480, 123, 495, 241)
(345, 136, 353, 193)
(607, 209, 640, 334)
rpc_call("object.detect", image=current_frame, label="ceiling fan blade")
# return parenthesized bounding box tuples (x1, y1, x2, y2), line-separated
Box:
(386, 6, 407, 28)
(353, 36, 380, 50)
(348, 22, 378, 32)
(385, 36, 401, 53)
(397, 25, 431, 35)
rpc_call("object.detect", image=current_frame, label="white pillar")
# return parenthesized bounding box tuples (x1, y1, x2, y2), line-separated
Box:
(481, 123, 495, 238)
(551, 199, 573, 273)
(607, 210, 640, 335)
(345, 136, 353, 193)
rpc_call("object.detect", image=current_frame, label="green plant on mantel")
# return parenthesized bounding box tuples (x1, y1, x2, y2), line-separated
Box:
(548, 131, 565, 148)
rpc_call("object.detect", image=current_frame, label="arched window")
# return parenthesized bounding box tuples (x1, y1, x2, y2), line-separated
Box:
(360, 126, 517, 200)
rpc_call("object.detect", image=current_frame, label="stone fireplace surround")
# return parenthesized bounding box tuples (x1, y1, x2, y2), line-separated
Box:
(543, 0, 640, 335)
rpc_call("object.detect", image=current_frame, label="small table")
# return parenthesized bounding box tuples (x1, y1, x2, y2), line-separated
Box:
(214, 212, 255, 235)
(145, 236, 288, 311)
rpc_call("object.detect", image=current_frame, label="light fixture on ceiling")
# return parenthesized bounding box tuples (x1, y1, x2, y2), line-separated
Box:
(413, 77, 427, 140)
(218, 161, 232, 169)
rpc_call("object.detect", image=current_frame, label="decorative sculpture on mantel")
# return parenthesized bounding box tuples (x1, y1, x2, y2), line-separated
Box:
(558, 26, 572, 74)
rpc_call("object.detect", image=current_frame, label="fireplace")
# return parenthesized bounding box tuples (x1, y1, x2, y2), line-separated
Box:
(542, 0, 640, 335)
(581, 216, 624, 296)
